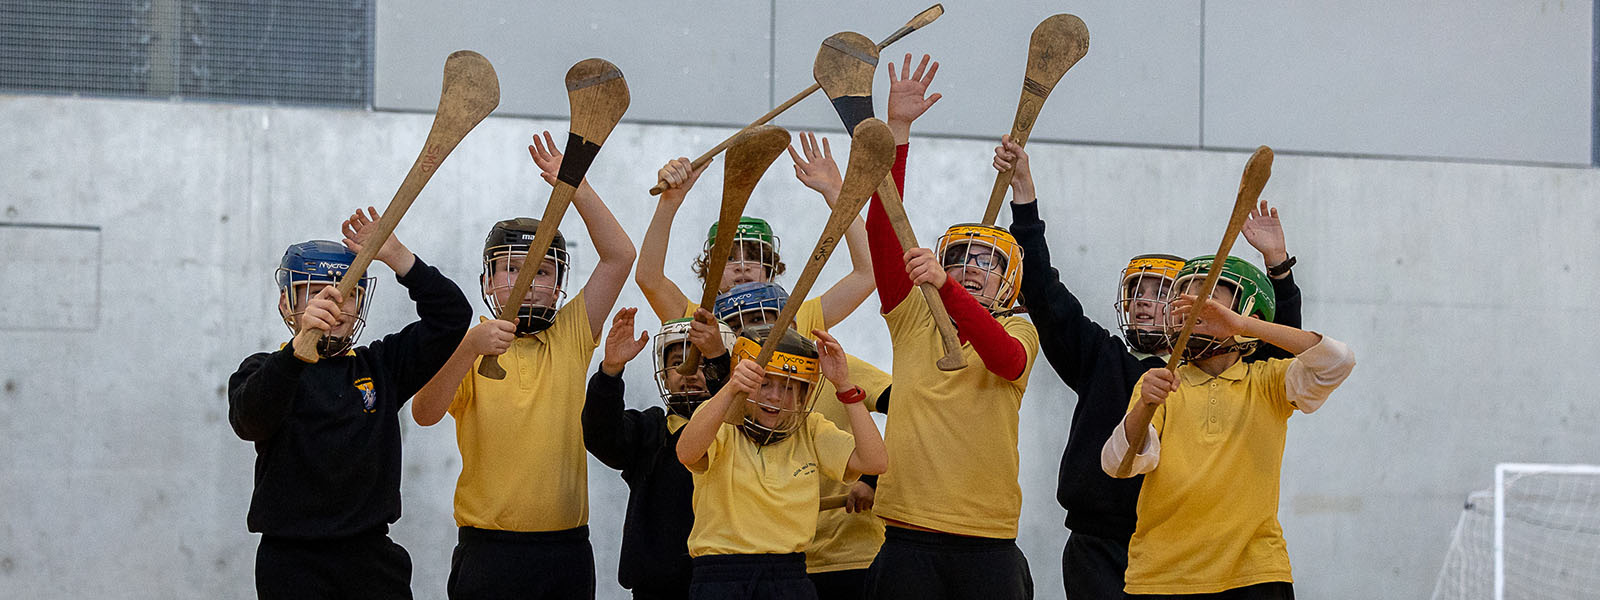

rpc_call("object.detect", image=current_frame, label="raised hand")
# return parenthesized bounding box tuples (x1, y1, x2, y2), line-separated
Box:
(601, 308, 650, 376)
(788, 132, 843, 204)
(464, 319, 517, 358)
(528, 130, 565, 186)
(342, 206, 412, 274)
(657, 156, 709, 204)
(1171, 293, 1248, 340)
(1241, 200, 1288, 267)
(903, 247, 947, 289)
(812, 329, 852, 390)
(885, 53, 942, 142)
(688, 308, 727, 358)
(993, 134, 1035, 203)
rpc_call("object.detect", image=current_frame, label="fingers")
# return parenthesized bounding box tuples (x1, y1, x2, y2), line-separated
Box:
(819, 136, 831, 159)
(887, 56, 900, 81)
(911, 53, 930, 81)
(694, 308, 715, 323)
(811, 329, 842, 356)
(920, 58, 939, 84)
(612, 306, 635, 328)
(786, 144, 805, 172)
(543, 130, 558, 154)
(921, 93, 942, 111)
(314, 285, 344, 305)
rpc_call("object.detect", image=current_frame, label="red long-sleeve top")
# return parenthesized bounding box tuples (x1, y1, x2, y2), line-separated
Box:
(868, 144, 1028, 380)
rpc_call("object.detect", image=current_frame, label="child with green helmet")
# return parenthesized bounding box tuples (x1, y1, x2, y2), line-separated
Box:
(1102, 254, 1355, 598)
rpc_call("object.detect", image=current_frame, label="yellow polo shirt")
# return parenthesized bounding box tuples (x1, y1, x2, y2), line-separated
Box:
(1123, 358, 1298, 595)
(872, 291, 1039, 539)
(448, 291, 596, 532)
(688, 412, 856, 557)
(806, 355, 891, 573)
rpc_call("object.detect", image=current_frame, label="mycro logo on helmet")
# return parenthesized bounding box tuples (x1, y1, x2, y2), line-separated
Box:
(316, 261, 351, 272)
(355, 377, 376, 413)
(520, 234, 536, 240)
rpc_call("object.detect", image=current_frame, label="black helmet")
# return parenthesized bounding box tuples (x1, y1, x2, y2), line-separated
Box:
(481, 218, 569, 335)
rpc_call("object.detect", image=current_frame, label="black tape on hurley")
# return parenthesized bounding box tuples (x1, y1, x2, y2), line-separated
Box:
(829, 96, 875, 135)
(558, 133, 602, 187)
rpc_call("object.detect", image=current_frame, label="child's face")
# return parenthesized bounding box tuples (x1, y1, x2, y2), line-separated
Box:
(280, 283, 361, 338)
(945, 244, 1006, 303)
(725, 308, 778, 337)
(1123, 276, 1171, 332)
(720, 245, 770, 291)
(483, 255, 560, 309)
(750, 372, 804, 428)
(661, 345, 708, 395)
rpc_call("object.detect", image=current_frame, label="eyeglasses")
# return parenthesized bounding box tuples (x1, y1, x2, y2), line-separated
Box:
(944, 247, 1005, 271)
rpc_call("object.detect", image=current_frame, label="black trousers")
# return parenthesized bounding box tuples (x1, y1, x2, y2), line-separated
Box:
(255, 528, 412, 600)
(1062, 531, 1129, 600)
(690, 553, 817, 600)
(862, 527, 1032, 600)
(632, 584, 691, 600)
(447, 525, 595, 600)
(1127, 582, 1294, 600)
(809, 568, 868, 600)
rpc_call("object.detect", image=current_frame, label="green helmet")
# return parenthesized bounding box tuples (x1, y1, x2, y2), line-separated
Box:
(1169, 255, 1276, 360)
(705, 216, 780, 252)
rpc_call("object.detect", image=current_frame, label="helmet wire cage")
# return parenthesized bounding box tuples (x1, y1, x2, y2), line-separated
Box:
(1166, 273, 1260, 361)
(653, 318, 737, 419)
(703, 217, 783, 287)
(712, 282, 789, 336)
(276, 267, 375, 358)
(935, 225, 1023, 314)
(1115, 254, 1184, 354)
(481, 244, 570, 336)
(731, 334, 820, 446)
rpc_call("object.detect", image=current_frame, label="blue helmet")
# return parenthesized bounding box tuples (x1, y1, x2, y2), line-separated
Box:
(276, 240, 374, 357)
(713, 282, 789, 335)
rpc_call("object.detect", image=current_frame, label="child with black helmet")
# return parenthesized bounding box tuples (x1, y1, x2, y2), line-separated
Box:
(994, 134, 1306, 598)
(1101, 256, 1354, 598)
(227, 207, 471, 599)
(580, 307, 737, 600)
(410, 132, 636, 599)
(676, 325, 888, 600)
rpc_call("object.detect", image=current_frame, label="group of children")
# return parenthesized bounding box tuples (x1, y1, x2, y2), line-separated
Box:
(228, 54, 1354, 600)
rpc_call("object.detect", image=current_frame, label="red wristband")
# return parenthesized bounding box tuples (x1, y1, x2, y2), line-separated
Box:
(835, 385, 866, 405)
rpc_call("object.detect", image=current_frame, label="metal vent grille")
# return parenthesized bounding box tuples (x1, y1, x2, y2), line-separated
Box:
(0, 0, 370, 106)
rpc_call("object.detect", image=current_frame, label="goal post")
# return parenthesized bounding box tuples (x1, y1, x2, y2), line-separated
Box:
(1433, 463, 1600, 600)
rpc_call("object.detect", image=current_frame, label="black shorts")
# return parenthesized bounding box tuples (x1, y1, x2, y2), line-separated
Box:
(809, 568, 868, 600)
(1127, 581, 1294, 600)
(1062, 530, 1129, 600)
(255, 528, 412, 600)
(690, 553, 817, 600)
(862, 526, 1032, 600)
(447, 525, 595, 600)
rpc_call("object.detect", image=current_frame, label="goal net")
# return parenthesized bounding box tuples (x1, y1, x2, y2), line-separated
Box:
(1431, 463, 1600, 600)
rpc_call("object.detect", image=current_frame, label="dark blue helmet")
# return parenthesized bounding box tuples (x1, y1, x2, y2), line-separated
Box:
(713, 282, 789, 335)
(276, 240, 374, 357)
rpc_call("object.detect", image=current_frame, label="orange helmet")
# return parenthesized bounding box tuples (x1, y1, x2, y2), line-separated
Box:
(1115, 254, 1184, 353)
(935, 224, 1024, 313)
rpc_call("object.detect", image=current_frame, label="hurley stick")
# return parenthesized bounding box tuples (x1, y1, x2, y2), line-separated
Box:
(819, 494, 849, 511)
(980, 14, 1089, 225)
(1114, 146, 1274, 478)
(478, 58, 629, 379)
(675, 125, 791, 376)
(724, 119, 896, 424)
(292, 50, 499, 363)
(647, 4, 944, 196)
(814, 31, 966, 370)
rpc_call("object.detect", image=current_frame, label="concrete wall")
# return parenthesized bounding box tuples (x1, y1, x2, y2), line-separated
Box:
(376, 0, 1594, 164)
(2, 94, 1599, 598)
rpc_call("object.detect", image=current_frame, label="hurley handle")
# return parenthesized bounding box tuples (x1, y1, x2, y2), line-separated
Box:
(876, 180, 965, 371)
(819, 494, 849, 511)
(477, 183, 579, 380)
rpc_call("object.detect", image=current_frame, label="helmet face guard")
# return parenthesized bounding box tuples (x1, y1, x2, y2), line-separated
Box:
(1115, 254, 1184, 354)
(482, 218, 569, 336)
(1166, 255, 1276, 361)
(276, 240, 374, 357)
(713, 282, 789, 337)
(731, 329, 820, 446)
(936, 224, 1023, 314)
(705, 217, 782, 285)
(654, 318, 737, 419)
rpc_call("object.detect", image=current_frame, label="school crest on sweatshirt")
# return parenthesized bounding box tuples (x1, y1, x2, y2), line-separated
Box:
(354, 377, 377, 413)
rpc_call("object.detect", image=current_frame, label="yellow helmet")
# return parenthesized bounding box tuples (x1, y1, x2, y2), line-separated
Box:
(1115, 254, 1184, 353)
(935, 224, 1024, 313)
(731, 325, 821, 445)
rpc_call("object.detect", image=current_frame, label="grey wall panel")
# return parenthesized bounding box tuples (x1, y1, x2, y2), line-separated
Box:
(769, 1, 1203, 147)
(1204, 1, 1593, 164)
(375, 0, 773, 126)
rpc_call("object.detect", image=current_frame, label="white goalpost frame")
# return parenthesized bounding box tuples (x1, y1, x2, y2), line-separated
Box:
(1491, 462, 1600, 600)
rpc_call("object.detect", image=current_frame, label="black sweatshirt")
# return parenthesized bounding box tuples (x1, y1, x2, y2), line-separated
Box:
(227, 256, 470, 539)
(1010, 201, 1303, 540)
(581, 353, 730, 593)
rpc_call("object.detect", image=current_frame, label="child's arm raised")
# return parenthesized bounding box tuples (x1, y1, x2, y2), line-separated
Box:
(411, 319, 514, 426)
(528, 131, 637, 340)
(815, 330, 887, 476)
(1171, 294, 1355, 413)
(677, 356, 763, 472)
(636, 157, 708, 321)
(583, 308, 653, 470)
(789, 132, 875, 328)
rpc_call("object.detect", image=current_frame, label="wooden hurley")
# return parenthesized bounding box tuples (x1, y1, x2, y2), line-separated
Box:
(646, 4, 945, 196)
(724, 119, 897, 424)
(813, 30, 966, 371)
(292, 50, 499, 363)
(478, 58, 629, 379)
(819, 494, 849, 511)
(675, 125, 791, 376)
(1114, 146, 1274, 478)
(980, 14, 1089, 226)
